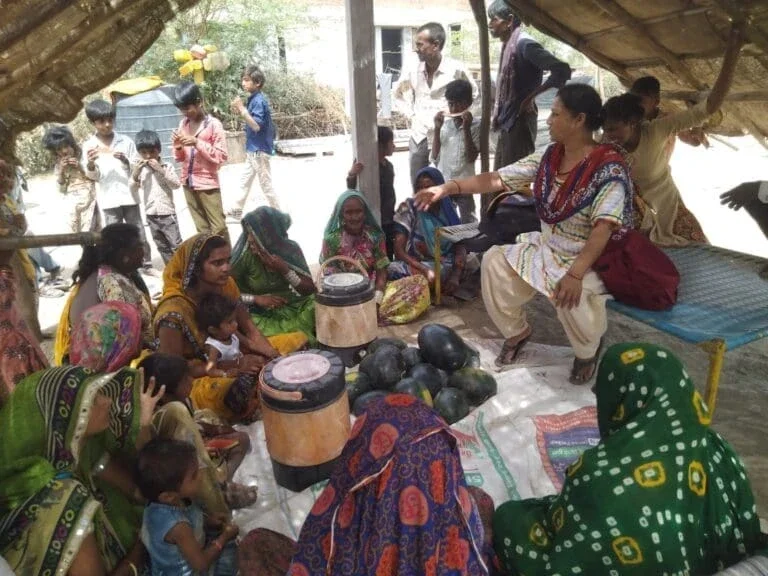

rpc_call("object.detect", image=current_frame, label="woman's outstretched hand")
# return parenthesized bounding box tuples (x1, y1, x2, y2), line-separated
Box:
(413, 185, 447, 211)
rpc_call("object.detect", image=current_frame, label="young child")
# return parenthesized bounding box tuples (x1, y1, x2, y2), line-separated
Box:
(432, 79, 480, 223)
(42, 125, 99, 233)
(346, 125, 397, 257)
(138, 353, 253, 482)
(172, 82, 229, 242)
(130, 129, 182, 264)
(138, 438, 239, 575)
(82, 99, 153, 269)
(229, 65, 278, 217)
(196, 293, 244, 377)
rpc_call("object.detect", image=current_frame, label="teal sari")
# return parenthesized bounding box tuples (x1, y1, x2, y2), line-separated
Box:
(231, 207, 316, 343)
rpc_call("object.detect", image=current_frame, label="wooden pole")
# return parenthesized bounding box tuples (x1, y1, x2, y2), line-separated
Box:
(469, 0, 492, 173)
(344, 0, 381, 221)
(0, 232, 100, 251)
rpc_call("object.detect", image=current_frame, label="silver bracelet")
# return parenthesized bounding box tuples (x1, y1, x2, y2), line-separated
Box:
(284, 269, 302, 288)
(241, 293, 256, 305)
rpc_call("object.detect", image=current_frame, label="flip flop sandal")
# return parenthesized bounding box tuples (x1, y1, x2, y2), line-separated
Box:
(570, 339, 604, 385)
(495, 328, 532, 367)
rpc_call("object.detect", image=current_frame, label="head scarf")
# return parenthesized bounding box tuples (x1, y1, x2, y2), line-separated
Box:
(533, 142, 633, 225)
(231, 207, 310, 276)
(289, 395, 493, 575)
(70, 301, 142, 372)
(154, 234, 240, 360)
(394, 167, 460, 259)
(322, 190, 385, 243)
(493, 343, 761, 575)
(0, 366, 140, 511)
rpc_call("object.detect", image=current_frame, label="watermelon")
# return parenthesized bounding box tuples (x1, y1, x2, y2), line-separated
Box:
(345, 371, 372, 405)
(363, 347, 405, 390)
(417, 324, 467, 372)
(448, 368, 497, 405)
(352, 390, 389, 416)
(393, 377, 433, 406)
(408, 363, 445, 398)
(464, 344, 481, 369)
(433, 387, 470, 424)
(402, 347, 423, 371)
(367, 337, 408, 355)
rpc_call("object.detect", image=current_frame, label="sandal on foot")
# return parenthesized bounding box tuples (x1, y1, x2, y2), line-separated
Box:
(495, 327, 532, 367)
(570, 339, 604, 385)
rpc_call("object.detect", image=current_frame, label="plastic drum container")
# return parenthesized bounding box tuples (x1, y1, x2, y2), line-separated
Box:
(315, 255, 378, 367)
(259, 349, 350, 492)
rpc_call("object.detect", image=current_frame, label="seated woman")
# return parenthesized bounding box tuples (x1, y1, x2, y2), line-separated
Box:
(493, 343, 763, 575)
(415, 84, 631, 383)
(0, 248, 47, 407)
(0, 364, 161, 576)
(56, 223, 153, 364)
(154, 234, 305, 422)
(231, 207, 316, 343)
(321, 191, 430, 325)
(601, 23, 744, 246)
(390, 166, 477, 297)
(240, 395, 498, 575)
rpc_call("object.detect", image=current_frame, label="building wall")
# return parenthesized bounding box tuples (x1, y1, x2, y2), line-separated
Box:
(283, 0, 477, 91)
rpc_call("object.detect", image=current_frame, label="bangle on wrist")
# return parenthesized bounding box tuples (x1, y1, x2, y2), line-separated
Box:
(447, 179, 461, 195)
(284, 269, 302, 288)
(127, 561, 138, 576)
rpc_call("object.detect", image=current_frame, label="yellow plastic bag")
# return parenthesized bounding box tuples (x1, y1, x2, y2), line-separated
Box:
(379, 275, 431, 325)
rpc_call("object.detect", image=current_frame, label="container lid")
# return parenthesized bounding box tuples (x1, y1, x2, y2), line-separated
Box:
(321, 272, 369, 295)
(260, 349, 345, 412)
(316, 273, 375, 307)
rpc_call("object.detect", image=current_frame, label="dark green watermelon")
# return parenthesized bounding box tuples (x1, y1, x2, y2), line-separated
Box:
(352, 390, 389, 416)
(365, 347, 405, 390)
(408, 363, 445, 398)
(464, 343, 481, 368)
(433, 387, 470, 424)
(345, 371, 372, 405)
(358, 351, 377, 378)
(367, 337, 408, 355)
(393, 377, 433, 406)
(402, 347, 423, 371)
(417, 324, 467, 372)
(448, 368, 497, 405)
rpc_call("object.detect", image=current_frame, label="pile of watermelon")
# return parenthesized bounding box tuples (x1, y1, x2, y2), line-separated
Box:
(346, 324, 497, 424)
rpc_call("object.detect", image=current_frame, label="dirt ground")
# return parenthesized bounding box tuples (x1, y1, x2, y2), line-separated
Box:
(25, 129, 768, 518)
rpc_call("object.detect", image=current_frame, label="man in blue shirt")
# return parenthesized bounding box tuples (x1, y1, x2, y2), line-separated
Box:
(229, 65, 278, 218)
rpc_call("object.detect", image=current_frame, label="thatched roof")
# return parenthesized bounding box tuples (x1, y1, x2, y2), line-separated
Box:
(504, 0, 768, 147)
(0, 0, 200, 158)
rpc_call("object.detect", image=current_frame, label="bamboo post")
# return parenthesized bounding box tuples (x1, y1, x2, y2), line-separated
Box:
(468, 0, 492, 173)
(0, 232, 100, 251)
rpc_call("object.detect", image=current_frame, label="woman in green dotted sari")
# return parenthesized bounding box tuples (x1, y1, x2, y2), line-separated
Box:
(493, 342, 763, 575)
(230, 207, 316, 343)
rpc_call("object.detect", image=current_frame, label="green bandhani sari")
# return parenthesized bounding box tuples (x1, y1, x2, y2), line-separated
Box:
(231, 207, 315, 342)
(493, 343, 762, 575)
(0, 366, 143, 575)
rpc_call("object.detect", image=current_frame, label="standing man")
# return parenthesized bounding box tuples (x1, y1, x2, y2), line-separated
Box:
(486, 1, 571, 213)
(395, 22, 479, 185)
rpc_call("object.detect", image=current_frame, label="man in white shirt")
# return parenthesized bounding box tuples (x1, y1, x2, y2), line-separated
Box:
(394, 22, 478, 184)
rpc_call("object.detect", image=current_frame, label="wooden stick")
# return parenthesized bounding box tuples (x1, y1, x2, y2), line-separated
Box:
(0, 232, 100, 251)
